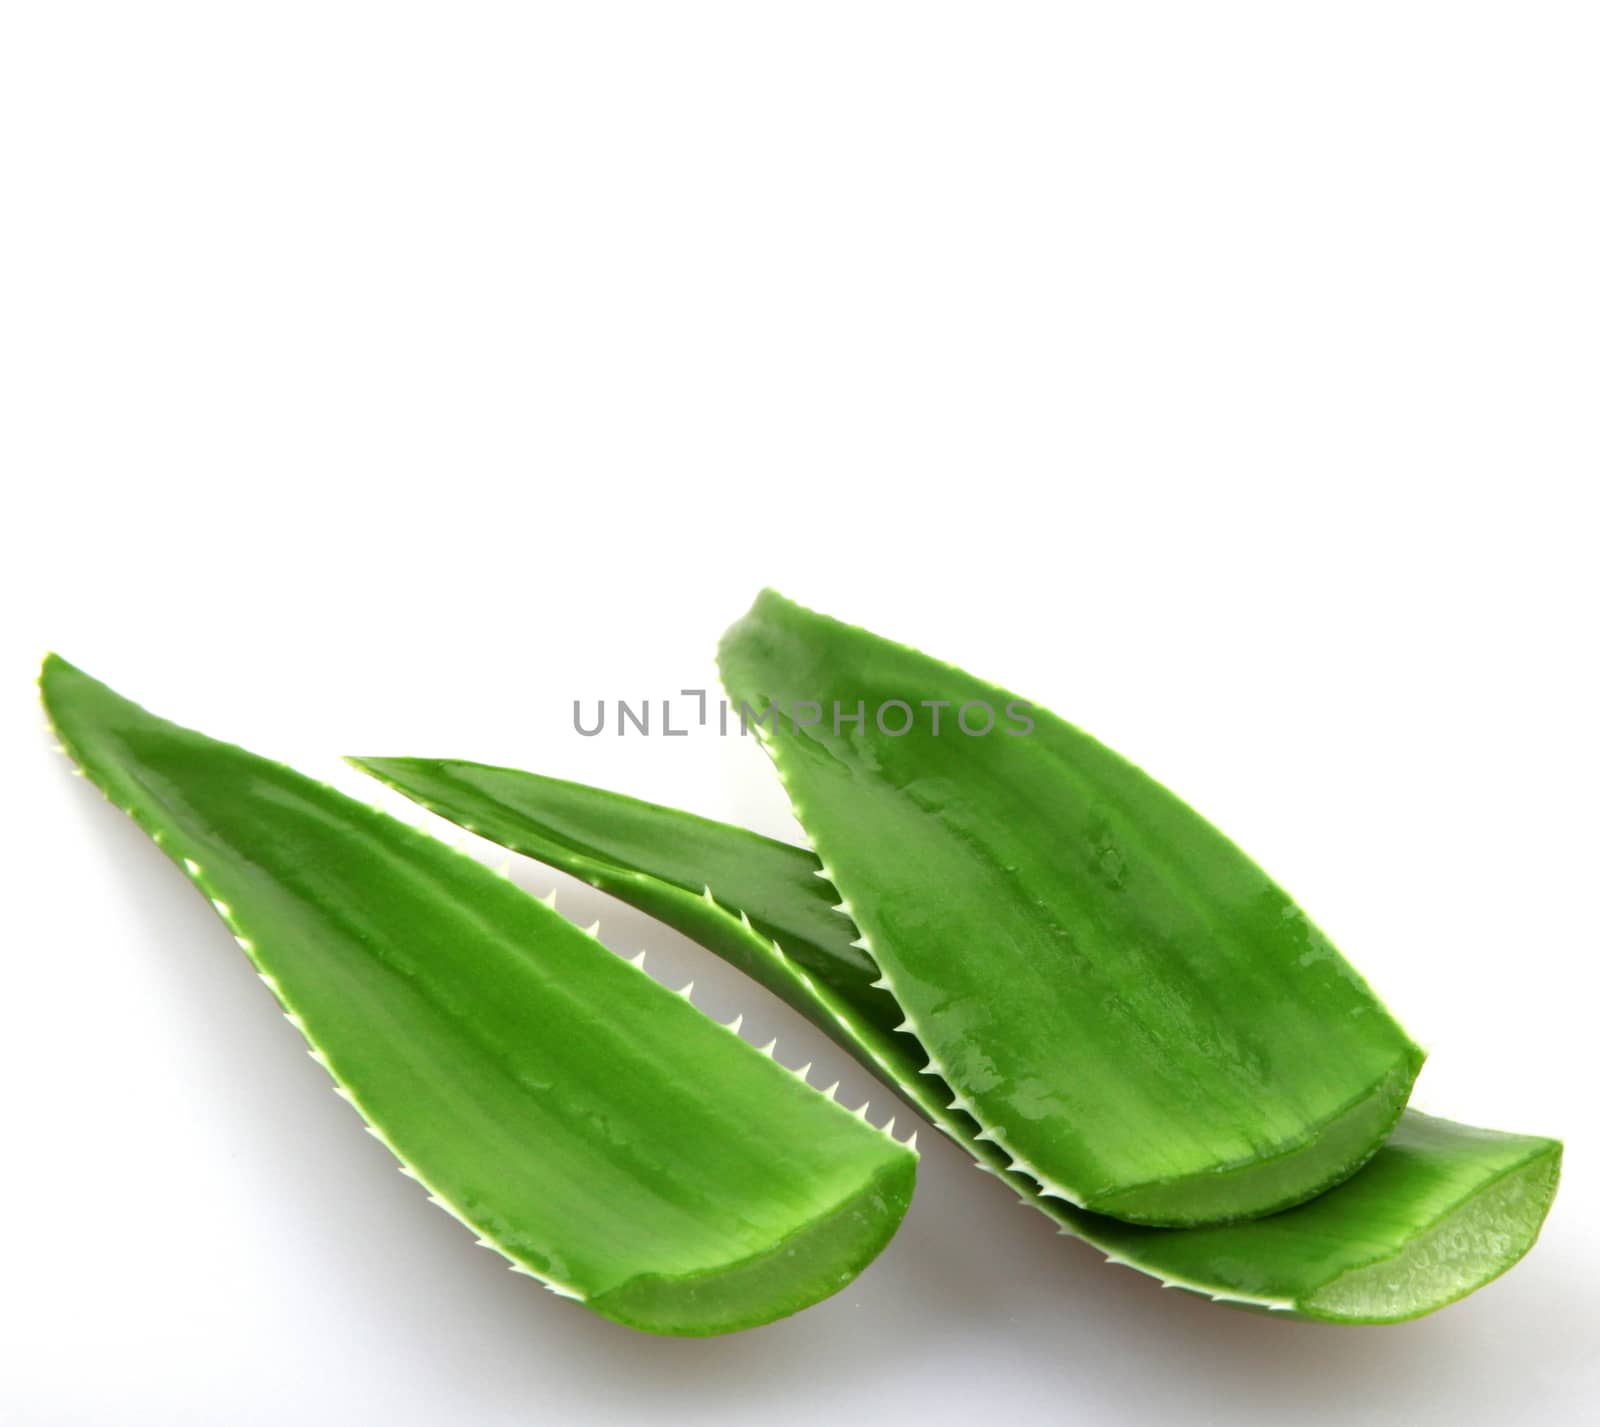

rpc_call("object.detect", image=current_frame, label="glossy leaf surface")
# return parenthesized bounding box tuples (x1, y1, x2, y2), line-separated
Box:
(43, 657, 916, 1337)
(358, 755, 1560, 1322)
(717, 590, 1423, 1225)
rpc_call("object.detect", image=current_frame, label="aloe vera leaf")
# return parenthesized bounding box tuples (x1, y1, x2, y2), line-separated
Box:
(1087, 1112, 1561, 1324)
(716, 589, 1423, 1226)
(42, 657, 916, 1338)
(354, 756, 1560, 1321)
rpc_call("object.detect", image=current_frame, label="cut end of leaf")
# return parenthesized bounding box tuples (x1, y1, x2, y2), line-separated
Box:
(584, 1153, 917, 1336)
(1299, 1138, 1562, 1324)
(1076, 1112, 1564, 1323)
(1086, 1050, 1423, 1227)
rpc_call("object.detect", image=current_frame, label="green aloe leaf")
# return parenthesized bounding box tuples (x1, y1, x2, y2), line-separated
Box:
(717, 589, 1423, 1225)
(42, 656, 916, 1338)
(353, 755, 1560, 1322)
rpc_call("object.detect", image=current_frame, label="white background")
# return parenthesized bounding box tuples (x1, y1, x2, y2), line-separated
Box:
(3, 4, 1595, 1424)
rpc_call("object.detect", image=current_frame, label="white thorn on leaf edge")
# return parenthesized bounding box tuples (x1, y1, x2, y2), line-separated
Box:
(725, 1013, 744, 1034)
(628, 950, 647, 969)
(677, 980, 695, 1000)
(757, 1037, 778, 1058)
(541, 887, 558, 909)
(793, 1062, 812, 1081)
(583, 919, 601, 939)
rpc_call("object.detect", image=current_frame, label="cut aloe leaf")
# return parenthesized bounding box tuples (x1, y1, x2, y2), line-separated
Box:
(717, 589, 1423, 1226)
(355, 755, 1560, 1321)
(42, 656, 916, 1338)
(1087, 1112, 1560, 1323)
